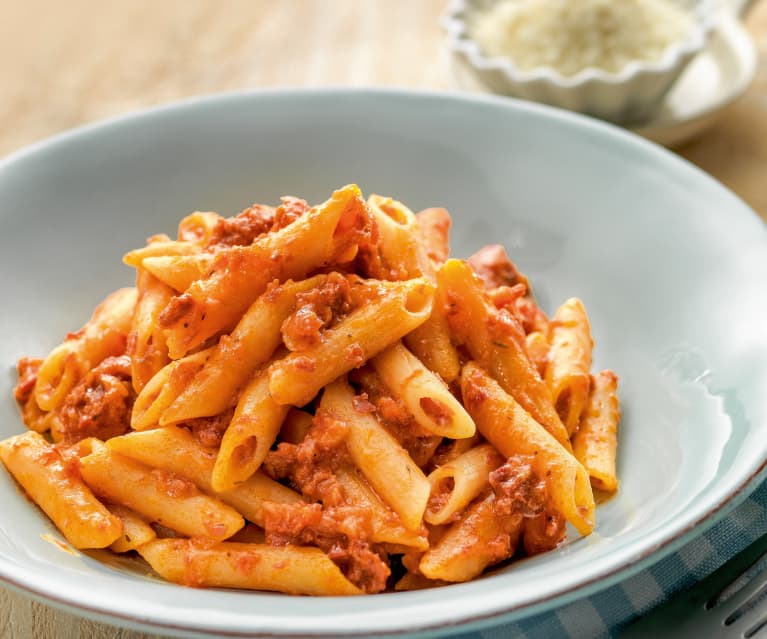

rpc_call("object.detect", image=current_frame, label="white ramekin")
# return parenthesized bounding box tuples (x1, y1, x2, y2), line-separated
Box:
(444, 0, 716, 125)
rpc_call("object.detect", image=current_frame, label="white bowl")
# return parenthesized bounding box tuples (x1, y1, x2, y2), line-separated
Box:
(1, 89, 766, 637)
(444, 0, 716, 124)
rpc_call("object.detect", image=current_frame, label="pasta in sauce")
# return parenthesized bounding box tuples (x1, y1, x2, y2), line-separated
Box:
(1, 184, 620, 595)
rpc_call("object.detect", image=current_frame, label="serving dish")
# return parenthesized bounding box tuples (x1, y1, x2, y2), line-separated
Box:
(0, 89, 766, 638)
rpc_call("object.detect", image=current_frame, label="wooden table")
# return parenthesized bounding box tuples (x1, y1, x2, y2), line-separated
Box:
(1, 2, 766, 637)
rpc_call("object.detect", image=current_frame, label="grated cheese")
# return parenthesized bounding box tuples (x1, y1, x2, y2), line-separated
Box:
(470, 0, 694, 77)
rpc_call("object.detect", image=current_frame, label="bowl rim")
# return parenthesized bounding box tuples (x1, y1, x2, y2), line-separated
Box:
(0, 86, 766, 638)
(443, 0, 717, 88)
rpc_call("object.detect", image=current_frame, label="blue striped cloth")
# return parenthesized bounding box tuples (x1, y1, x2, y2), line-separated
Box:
(457, 479, 767, 638)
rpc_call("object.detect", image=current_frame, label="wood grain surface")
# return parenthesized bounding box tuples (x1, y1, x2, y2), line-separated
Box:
(1, 2, 766, 638)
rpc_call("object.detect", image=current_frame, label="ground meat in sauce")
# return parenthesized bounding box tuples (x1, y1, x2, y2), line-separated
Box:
(467, 245, 530, 291)
(489, 456, 547, 520)
(262, 501, 389, 593)
(262, 410, 350, 504)
(14, 357, 42, 404)
(57, 355, 135, 444)
(271, 196, 310, 231)
(206, 204, 275, 248)
(180, 409, 235, 449)
(280, 273, 353, 352)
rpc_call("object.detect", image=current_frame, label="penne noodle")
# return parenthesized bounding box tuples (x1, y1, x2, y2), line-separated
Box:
(122, 238, 200, 269)
(439, 259, 571, 450)
(35, 287, 137, 411)
(80, 446, 244, 540)
(106, 425, 303, 527)
(335, 467, 428, 550)
(403, 273, 461, 384)
(571, 370, 620, 493)
(131, 346, 214, 430)
(367, 194, 432, 280)
(128, 267, 174, 392)
(525, 330, 549, 379)
(545, 298, 594, 436)
(139, 539, 361, 595)
(212, 370, 290, 492)
(320, 378, 430, 530)
(160, 184, 372, 359)
(141, 254, 215, 292)
(372, 342, 475, 439)
(269, 277, 433, 407)
(419, 493, 521, 582)
(425, 443, 504, 525)
(108, 504, 157, 553)
(0, 432, 122, 549)
(460, 362, 595, 536)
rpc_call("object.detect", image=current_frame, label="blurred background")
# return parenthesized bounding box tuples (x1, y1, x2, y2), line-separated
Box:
(2, 1, 766, 218)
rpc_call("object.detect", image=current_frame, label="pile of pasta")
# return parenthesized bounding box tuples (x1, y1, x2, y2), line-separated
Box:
(1, 184, 620, 595)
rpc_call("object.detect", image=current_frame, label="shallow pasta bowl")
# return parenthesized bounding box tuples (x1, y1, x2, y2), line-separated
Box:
(0, 89, 766, 637)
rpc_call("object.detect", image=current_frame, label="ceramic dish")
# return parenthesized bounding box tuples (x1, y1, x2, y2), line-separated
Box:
(447, 1, 759, 147)
(0, 89, 766, 638)
(444, 0, 715, 124)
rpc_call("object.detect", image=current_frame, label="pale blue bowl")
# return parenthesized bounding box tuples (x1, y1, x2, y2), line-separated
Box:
(0, 89, 765, 638)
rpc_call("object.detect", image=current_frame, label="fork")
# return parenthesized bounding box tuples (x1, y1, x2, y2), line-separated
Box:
(621, 530, 767, 638)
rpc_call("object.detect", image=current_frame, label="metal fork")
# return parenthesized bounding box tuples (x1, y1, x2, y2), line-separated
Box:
(621, 531, 767, 638)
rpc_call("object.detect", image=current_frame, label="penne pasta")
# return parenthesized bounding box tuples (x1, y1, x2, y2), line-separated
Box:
(211, 370, 290, 492)
(139, 539, 361, 595)
(545, 298, 593, 436)
(128, 267, 174, 392)
(321, 378, 431, 531)
(141, 254, 215, 293)
(80, 446, 244, 540)
(571, 370, 620, 493)
(0, 432, 122, 549)
(130, 346, 214, 431)
(425, 443, 504, 525)
(366, 194, 432, 280)
(122, 238, 201, 269)
(461, 362, 595, 536)
(419, 493, 521, 582)
(106, 425, 303, 527)
(372, 342, 475, 439)
(107, 504, 157, 553)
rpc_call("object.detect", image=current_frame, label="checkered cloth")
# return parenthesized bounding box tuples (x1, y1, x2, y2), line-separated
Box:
(455, 479, 767, 639)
